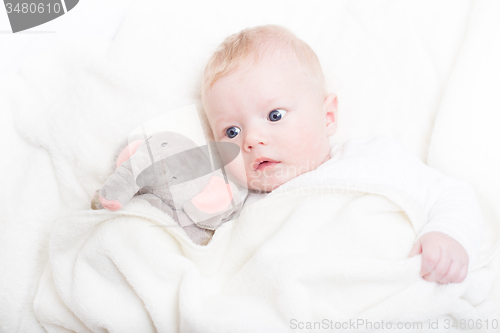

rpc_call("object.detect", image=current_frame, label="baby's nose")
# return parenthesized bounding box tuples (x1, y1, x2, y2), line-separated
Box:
(243, 128, 268, 152)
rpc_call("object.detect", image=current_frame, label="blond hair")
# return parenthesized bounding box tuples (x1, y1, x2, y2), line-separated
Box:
(201, 25, 327, 102)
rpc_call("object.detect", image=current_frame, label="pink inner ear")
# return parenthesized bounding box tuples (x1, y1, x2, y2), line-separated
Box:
(191, 176, 233, 214)
(116, 139, 143, 169)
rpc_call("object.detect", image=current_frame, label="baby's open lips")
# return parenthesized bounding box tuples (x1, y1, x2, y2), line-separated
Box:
(252, 157, 280, 171)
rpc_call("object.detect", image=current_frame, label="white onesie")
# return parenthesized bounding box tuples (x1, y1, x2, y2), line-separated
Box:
(239, 137, 484, 266)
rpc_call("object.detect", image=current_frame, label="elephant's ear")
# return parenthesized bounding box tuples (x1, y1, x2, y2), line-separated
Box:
(116, 139, 144, 169)
(183, 175, 242, 230)
(190, 175, 234, 214)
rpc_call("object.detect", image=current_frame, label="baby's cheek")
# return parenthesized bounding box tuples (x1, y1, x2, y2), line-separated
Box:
(292, 130, 326, 168)
(292, 130, 316, 154)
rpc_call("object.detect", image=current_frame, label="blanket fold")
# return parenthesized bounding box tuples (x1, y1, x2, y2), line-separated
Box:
(34, 179, 499, 332)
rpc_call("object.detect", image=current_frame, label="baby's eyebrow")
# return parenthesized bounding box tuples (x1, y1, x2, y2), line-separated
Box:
(213, 121, 228, 133)
(213, 118, 228, 127)
(260, 97, 280, 107)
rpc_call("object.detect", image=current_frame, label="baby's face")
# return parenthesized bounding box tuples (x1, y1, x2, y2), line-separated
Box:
(204, 55, 337, 192)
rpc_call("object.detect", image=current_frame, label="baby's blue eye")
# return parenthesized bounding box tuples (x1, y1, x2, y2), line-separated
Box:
(268, 109, 287, 122)
(226, 126, 240, 139)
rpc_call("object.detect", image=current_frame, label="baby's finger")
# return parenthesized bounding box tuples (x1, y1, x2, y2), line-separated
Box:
(409, 240, 422, 257)
(423, 253, 450, 282)
(438, 259, 461, 284)
(420, 247, 441, 276)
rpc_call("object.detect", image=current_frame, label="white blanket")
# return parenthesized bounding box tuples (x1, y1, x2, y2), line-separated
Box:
(1, 0, 500, 331)
(427, 0, 500, 309)
(32, 178, 498, 332)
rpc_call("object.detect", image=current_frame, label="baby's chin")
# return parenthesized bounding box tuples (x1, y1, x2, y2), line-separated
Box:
(245, 173, 294, 193)
(247, 182, 283, 193)
(246, 161, 324, 192)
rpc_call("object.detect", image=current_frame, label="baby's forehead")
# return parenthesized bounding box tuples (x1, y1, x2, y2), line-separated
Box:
(203, 50, 321, 109)
(227, 52, 313, 87)
(248, 47, 303, 70)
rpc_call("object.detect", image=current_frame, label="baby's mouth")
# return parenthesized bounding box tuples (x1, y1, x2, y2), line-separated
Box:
(253, 158, 280, 171)
(257, 161, 280, 171)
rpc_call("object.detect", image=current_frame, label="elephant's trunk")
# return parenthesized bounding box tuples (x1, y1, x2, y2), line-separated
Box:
(99, 158, 141, 210)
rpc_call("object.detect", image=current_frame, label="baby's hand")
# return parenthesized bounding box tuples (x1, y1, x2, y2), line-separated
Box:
(409, 231, 468, 284)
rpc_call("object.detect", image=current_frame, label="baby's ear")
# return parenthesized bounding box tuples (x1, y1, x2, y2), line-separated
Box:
(324, 93, 338, 136)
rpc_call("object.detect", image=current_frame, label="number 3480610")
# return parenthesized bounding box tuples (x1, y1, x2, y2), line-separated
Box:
(5, 3, 62, 14)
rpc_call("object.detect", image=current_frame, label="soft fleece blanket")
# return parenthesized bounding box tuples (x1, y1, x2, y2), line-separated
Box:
(33, 175, 498, 332)
(2, 0, 500, 332)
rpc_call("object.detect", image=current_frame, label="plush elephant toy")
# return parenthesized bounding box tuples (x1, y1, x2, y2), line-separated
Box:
(91, 131, 242, 245)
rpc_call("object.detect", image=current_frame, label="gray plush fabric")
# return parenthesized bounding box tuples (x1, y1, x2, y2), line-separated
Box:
(92, 131, 242, 245)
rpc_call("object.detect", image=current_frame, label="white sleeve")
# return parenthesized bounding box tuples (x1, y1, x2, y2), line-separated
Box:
(387, 139, 484, 266)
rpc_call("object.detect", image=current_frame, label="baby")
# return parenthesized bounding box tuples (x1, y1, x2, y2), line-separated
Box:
(200, 25, 483, 284)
